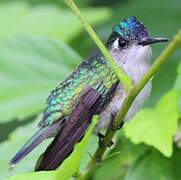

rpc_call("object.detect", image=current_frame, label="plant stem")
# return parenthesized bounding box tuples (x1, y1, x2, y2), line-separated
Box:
(64, 0, 132, 92)
(85, 29, 181, 170)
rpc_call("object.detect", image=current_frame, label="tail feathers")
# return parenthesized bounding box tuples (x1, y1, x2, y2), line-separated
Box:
(10, 127, 47, 167)
(35, 115, 91, 171)
(10, 120, 63, 167)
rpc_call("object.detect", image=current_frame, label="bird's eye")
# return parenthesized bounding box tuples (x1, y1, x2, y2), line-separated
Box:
(118, 38, 127, 48)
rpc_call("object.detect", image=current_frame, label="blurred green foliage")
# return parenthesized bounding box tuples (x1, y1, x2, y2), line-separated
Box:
(0, 36, 82, 123)
(0, 0, 181, 179)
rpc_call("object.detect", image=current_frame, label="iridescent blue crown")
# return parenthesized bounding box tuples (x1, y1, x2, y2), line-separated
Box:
(107, 16, 149, 46)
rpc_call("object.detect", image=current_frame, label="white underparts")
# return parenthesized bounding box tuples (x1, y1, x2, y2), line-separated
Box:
(94, 40, 152, 132)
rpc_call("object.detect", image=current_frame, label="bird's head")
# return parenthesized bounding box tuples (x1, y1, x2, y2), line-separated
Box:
(107, 16, 168, 64)
(107, 16, 168, 49)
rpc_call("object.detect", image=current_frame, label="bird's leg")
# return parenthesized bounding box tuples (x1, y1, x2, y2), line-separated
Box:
(118, 121, 124, 130)
(97, 132, 114, 148)
(108, 113, 125, 131)
(97, 132, 104, 146)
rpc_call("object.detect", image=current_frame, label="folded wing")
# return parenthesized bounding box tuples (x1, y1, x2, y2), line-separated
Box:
(35, 87, 101, 171)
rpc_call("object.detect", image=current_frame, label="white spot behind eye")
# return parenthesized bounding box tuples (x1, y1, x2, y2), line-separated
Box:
(112, 38, 119, 50)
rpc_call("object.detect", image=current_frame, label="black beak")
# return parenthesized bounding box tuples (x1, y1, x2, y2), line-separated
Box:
(138, 38, 168, 46)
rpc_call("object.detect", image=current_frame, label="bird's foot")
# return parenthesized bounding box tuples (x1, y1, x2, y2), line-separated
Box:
(108, 113, 124, 131)
(97, 132, 114, 148)
(117, 121, 124, 130)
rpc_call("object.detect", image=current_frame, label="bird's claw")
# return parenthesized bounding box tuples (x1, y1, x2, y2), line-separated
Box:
(109, 113, 124, 131)
(117, 121, 124, 130)
(97, 132, 114, 148)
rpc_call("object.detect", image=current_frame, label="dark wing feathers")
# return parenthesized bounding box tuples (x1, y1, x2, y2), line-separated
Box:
(35, 87, 101, 171)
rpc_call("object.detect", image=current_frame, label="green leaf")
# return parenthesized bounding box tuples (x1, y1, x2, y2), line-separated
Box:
(173, 59, 181, 113)
(126, 145, 181, 180)
(126, 150, 174, 180)
(90, 133, 149, 180)
(0, 2, 112, 42)
(79, 133, 98, 170)
(124, 90, 179, 157)
(92, 152, 125, 180)
(173, 60, 181, 92)
(5, 171, 56, 180)
(0, 2, 29, 40)
(170, 146, 181, 179)
(4, 116, 98, 180)
(0, 36, 82, 123)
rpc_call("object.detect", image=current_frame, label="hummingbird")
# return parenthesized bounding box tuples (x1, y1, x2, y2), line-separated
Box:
(10, 16, 168, 171)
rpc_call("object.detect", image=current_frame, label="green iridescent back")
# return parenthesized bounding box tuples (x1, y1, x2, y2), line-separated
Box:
(39, 54, 119, 127)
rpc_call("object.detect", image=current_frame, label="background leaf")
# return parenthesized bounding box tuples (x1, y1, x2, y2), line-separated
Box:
(173, 59, 181, 113)
(90, 133, 150, 180)
(0, 2, 112, 42)
(5, 171, 56, 180)
(0, 36, 82, 123)
(126, 150, 174, 180)
(124, 90, 179, 157)
(126, 146, 181, 180)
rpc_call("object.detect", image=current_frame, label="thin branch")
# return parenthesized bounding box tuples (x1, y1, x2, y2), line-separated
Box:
(64, 0, 132, 92)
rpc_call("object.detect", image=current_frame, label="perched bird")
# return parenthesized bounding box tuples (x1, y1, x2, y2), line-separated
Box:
(10, 16, 168, 171)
